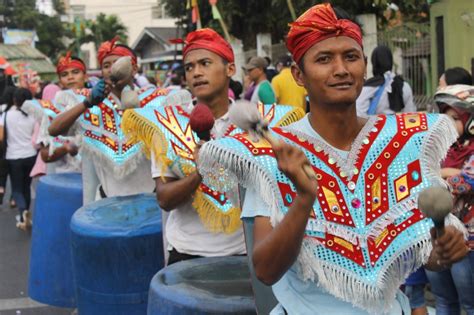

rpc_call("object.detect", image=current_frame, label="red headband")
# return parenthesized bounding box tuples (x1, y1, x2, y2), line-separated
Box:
(170, 28, 234, 63)
(56, 51, 86, 74)
(286, 3, 363, 64)
(97, 36, 137, 67)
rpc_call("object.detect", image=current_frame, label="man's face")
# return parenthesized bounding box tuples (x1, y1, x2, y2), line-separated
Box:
(184, 49, 235, 101)
(292, 36, 366, 108)
(438, 74, 447, 89)
(101, 54, 137, 90)
(101, 55, 121, 82)
(246, 67, 262, 82)
(58, 67, 87, 90)
(445, 107, 465, 136)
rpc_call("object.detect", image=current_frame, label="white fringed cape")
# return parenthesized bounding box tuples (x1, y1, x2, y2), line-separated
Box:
(198, 114, 467, 314)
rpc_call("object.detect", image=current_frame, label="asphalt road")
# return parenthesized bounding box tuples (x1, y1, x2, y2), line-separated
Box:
(0, 184, 73, 315)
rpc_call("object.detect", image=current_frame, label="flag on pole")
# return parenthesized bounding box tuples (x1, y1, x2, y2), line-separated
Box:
(189, 0, 201, 29)
(208, 0, 230, 42)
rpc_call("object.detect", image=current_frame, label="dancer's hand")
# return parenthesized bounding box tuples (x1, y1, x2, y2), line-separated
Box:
(272, 140, 318, 204)
(430, 225, 469, 267)
(65, 142, 78, 156)
(88, 79, 107, 106)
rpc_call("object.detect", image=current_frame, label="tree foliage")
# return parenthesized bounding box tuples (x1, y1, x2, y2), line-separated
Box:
(0, 0, 67, 62)
(0, 1, 128, 63)
(89, 13, 128, 49)
(162, 0, 432, 49)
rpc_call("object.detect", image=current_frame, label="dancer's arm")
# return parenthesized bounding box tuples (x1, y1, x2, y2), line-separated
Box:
(155, 173, 202, 211)
(49, 103, 87, 136)
(251, 141, 318, 285)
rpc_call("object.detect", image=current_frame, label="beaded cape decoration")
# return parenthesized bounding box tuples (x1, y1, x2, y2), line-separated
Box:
(122, 102, 305, 234)
(198, 113, 462, 313)
(22, 97, 79, 156)
(77, 87, 186, 179)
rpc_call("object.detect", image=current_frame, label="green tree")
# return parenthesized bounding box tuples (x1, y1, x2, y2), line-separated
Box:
(0, 0, 39, 29)
(89, 13, 128, 49)
(0, 0, 71, 63)
(36, 15, 69, 62)
(163, 0, 432, 49)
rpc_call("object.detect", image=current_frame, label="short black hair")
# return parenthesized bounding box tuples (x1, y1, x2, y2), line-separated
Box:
(297, 7, 360, 73)
(116, 44, 137, 59)
(444, 67, 472, 85)
(1, 86, 17, 108)
(170, 66, 185, 86)
(229, 79, 243, 100)
(71, 56, 86, 69)
(13, 88, 33, 107)
(278, 55, 293, 67)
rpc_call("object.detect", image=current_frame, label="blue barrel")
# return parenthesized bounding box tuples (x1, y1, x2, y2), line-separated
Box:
(148, 256, 256, 315)
(70, 193, 163, 315)
(28, 173, 83, 307)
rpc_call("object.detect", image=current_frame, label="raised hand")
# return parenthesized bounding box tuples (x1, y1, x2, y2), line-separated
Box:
(272, 139, 318, 203)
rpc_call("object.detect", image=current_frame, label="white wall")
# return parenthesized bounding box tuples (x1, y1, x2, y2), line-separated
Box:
(68, 0, 176, 45)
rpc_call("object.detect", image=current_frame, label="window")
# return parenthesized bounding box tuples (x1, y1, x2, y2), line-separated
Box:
(151, 4, 168, 19)
(71, 5, 86, 20)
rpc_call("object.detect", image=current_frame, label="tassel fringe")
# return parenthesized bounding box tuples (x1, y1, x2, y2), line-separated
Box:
(420, 114, 458, 188)
(276, 107, 306, 127)
(295, 236, 432, 314)
(81, 143, 146, 179)
(192, 190, 242, 234)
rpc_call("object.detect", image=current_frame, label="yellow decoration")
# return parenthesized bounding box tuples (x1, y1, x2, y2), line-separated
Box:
(105, 113, 114, 129)
(192, 190, 242, 234)
(371, 177, 381, 211)
(322, 186, 342, 216)
(404, 114, 421, 129)
(374, 228, 389, 247)
(395, 175, 409, 202)
(334, 237, 354, 251)
(91, 114, 100, 126)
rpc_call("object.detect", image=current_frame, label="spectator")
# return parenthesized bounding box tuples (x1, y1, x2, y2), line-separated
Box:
(264, 56, 278, 82)
(135, 67, 152, 88)
(271, 54, 307, 111)
(167, 66, 186, 90)
(0, 86, 16, 206)
(0, 88, 36, 230)
(426, 84, 474, 315)
(243, 56, 276, 104)
(438, 67, 472, 89)
(356, 45, 415, 117)
(229, 79, 243, 100)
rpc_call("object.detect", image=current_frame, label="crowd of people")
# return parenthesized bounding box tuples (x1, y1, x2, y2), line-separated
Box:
(0, 3, 472, 315)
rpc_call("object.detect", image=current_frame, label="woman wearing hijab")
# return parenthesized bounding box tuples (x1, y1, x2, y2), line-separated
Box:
(426, 85, 474, 315)
(356, 45, 416, 117)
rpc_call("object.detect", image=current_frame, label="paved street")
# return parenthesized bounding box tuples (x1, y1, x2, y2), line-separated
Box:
(0, 186, 73, 315)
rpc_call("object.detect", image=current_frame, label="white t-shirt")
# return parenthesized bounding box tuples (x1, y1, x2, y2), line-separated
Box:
(95, 156, 155, 198)
(151, 102, 246, 256)
(0, 107, 37, 160)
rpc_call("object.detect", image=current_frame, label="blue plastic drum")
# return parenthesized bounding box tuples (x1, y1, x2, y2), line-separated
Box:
(148, 256, 256, 315)
(70, 193, 163, 315)
(28, 173, 83, 307)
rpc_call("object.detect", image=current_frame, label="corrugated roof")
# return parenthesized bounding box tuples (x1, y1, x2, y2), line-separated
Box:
(146, 27, 183, 43)
(0, 44, 55, 74)
(132, 27, 183, 51)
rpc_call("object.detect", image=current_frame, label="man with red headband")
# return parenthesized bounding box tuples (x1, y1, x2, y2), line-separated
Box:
(22, 52, 87, 177)
(121, 28, 304, 264)
(48, 38, 156, 204)
(56, 51, 88, 90)
(197, 4, 469, 314)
